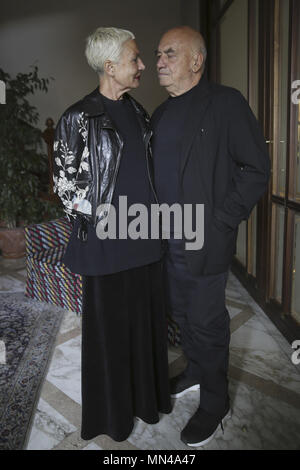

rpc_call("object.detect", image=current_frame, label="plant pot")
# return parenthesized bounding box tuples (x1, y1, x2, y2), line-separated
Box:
(0, 227, 26, 259)
(0, 219, 7, 228)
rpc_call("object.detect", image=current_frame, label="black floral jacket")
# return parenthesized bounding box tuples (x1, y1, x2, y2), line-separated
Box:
(53, 88, 156, 230)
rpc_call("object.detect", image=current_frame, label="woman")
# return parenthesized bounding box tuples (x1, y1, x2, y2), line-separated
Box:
(53, 27, 172, 442)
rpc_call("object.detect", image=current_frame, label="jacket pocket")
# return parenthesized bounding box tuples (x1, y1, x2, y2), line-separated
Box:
(206, 218, 237, 267)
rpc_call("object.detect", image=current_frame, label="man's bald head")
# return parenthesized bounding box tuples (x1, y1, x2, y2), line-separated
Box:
(160, 26, 207, 67)
(156, 26, 207, 96)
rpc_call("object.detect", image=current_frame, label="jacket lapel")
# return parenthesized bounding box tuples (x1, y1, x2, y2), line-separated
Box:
(179, 75, 212, 175)
(81, 88, 117, 129)
(81, 89, 151, 139)
(81, 88, 104, 116)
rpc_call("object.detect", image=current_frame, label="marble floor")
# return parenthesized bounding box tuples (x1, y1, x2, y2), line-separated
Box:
(1, 256, 300, 450)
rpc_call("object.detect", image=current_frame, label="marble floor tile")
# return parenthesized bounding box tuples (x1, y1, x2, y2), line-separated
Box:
(0, 274, 26, 293)
(0, 256, 26, 273)
(26, 398, 77, 450)
(225, 287, 244, 301)
(245, 298, 300, 367)
(227, 305, 244, 319)
(16, 268, 27, 277)
(46, 335, 82, 405)
(82, 442, 103, 450)
(215, 379, 300, 450)
(168, 348, 182, 366)
(230, 316, 300, 395)
(58, 309, 81, 336)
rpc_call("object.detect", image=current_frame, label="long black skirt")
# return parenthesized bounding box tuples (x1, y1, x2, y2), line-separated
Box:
(81, 261, 172, 442)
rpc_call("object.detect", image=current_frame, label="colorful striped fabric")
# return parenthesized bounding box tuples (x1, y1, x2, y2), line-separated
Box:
(167, 317, 181, 347)
(25, 217, 72, 255)
(25, 217, 82, 315)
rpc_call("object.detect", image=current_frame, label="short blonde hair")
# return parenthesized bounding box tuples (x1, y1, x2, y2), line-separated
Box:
(85, 26, 135, 75)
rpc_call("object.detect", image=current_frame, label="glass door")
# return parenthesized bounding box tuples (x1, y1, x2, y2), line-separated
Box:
(207, 0, 300, 333)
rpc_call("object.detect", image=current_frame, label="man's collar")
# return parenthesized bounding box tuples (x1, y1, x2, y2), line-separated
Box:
(186, 73, 210, 98)
(167, 73, 210, 99)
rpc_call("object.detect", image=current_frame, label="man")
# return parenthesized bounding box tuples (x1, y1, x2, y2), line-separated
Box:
(151, 26, 270, 447)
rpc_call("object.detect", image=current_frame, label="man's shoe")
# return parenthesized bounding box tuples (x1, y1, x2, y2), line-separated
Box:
(169, 372, 200, 398)
(181, 406, 231, 447)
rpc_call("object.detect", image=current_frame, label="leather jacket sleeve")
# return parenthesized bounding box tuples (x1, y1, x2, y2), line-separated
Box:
(53, 111, 91, 221)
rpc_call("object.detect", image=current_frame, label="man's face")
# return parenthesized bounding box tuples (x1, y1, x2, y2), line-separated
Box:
(113, 39, 145, 90)
(156, 31, 195, 96)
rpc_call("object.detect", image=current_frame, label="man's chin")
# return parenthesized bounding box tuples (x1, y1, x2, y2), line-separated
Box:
(158, 76, 171, 87)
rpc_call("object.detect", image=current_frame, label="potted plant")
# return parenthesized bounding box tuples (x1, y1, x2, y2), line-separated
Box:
(0, 66, 64, 258)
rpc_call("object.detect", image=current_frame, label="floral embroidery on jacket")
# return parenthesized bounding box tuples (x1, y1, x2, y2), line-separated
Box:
(78, 112, 88, 143)
(53, 113, 91, 218)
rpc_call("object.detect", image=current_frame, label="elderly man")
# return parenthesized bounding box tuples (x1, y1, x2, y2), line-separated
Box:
(151, 26, 270, 447)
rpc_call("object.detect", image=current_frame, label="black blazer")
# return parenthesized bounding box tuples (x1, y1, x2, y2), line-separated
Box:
(152, 75, 270, 275)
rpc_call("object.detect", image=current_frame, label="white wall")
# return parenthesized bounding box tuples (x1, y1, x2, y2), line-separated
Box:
(0, 0, 187, 128)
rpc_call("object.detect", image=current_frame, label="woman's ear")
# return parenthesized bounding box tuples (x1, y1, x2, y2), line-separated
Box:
(104, 60, 115, 76)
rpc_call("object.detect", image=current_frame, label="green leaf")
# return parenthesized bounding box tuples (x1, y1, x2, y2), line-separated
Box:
(0, 65, 53, 226)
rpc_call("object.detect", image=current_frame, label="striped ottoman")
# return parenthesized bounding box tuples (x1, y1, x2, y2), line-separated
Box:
(25, 217, 82, 315)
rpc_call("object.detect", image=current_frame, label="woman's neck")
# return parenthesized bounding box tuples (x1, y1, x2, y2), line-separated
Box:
(99, 77, 129, 101)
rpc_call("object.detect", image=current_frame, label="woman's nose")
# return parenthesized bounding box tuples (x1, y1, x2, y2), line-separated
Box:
(138, 58, 145, 71)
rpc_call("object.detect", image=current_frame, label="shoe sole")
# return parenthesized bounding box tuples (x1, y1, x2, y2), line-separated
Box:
(171, 384, 200, 399)
(184, 409, 232, 447)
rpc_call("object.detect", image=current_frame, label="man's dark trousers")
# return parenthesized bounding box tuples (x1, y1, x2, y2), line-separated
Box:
(164, 239, 230, 417)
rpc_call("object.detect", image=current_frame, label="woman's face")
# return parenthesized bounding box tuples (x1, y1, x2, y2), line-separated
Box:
(112, 39, 145, 90)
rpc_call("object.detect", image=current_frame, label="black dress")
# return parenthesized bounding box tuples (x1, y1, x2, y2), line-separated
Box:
(81, 262, 172, 441)
(78, 94, 172, 442)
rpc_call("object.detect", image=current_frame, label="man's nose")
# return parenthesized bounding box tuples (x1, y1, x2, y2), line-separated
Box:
(156, 55, 165, 69)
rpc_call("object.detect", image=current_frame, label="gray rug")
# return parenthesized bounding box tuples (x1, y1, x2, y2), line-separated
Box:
(0, 292, 64, 449)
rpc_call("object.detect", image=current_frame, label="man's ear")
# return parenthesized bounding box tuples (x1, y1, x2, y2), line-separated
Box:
(104, 60, 115, 77)
(192, 53, 204, 73)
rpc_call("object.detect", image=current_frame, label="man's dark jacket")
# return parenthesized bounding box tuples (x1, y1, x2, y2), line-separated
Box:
(152, 75, 270, 276)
